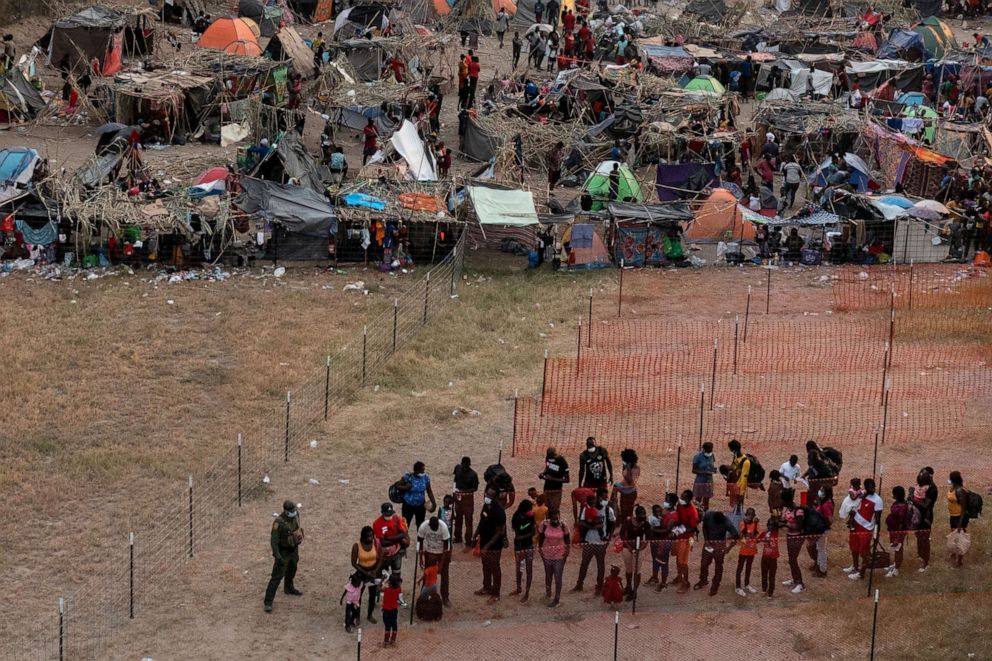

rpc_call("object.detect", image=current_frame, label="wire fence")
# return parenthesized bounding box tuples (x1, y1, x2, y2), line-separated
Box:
(18, 232, 466, 660)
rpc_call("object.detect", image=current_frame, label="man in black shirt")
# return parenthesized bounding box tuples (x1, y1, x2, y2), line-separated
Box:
(578, 437, 613, 489)
(539, 446, 570, 514)
(694, 510, 739, 596)
(453, 456, 479, 548)
(471, 487, 506, 604)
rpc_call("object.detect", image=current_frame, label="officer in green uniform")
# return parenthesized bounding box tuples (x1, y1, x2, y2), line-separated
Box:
(264, 500, 304, 612)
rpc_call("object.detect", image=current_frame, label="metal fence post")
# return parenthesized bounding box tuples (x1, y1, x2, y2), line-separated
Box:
(129, 532, 135, 619)
(588, 288, 593, 347)
(511, 390, 519, 458)
(869, 589, 880, 660)
(362, 326, 368, 387)
(423, 272, 431, 325)
(409, 541, 420, 626)
(284, 391, 291, 463)
(188, 475, 194, 558)
(613, 610, 619, 661)
(632, 537, 640, 614)
(392, 299, 398, 353)
(58, 597, 65, 661)
(744, 284, 752, 342)
(540, 349, 549, 417)
(617, 258, 624, 318)
(733, 315, 739, 376)
(324, 356, 331, 421)
(698, 384, 705, 448)
(709, 339, 717, 410)
(766, 268, 771, 314)
(357, 627, 362, 661)
(675, 435, 683, 494)
(907, 261, 914, 310)
(576, 318, 582, 374)
(237, 433, 243, 507)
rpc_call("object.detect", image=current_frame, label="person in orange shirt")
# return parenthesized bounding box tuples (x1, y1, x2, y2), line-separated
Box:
(735, 508, 760, 596)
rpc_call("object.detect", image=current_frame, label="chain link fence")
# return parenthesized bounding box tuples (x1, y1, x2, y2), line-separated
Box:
(18, 232, 465, 659)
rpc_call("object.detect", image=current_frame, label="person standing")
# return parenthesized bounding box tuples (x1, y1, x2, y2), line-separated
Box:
(495, 8, 509, 48)
(510, 500, 536, 601)
(910, 469, 938, 572)
(547, 141, 564, 190)
(884, 486, 910, 578)
(397, 461, 436, 527)
(781, 156, 804, 209)
(512, 31, 523, 68)
(612, 448, 640, 523)
(381, 575, 402, 647)
(692, 442, 717, 512)
(694, 509, 739, 596)
(574, 436, 613, 522)
(806, 485, 834, 578)
(947, 471, 971, 568)
(839, 479, 864, 574)
(548, 0, 561, 27)
(264, 500, 305, 612)
(735, 508, 760, 596)
(759, 518, 781, 597)
(351, 526, 383, 623)
(780, 489, 806, 594)
(650, 494, 679, 591)
(538, 509, 570, 607)
(727, 440, 751, 512)
(472, 487, 507, 603)
(740, 55, 754, 100)
(341, 574, 364, 633)
(572, 487, 615, 595)
(674, 489, 699, 594)
(373, 502, 410, 603)
(539, 446, 570, 514)
(467, 55, 481, 108)
(418, 516, 451, 606)
(452, 456, 479, 548)
(846, 478, 883, 581)
(619, 505, 649, 600)
(778, 455, 802, 490)
(534, 0, 546, 23)
(363, 118, 379, 165)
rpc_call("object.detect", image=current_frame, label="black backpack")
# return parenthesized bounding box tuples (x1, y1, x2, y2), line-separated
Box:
(745, 453, 765, 486)
(388, 479, 407, 504)
(822, 446, 844, 473)
(965, 490, 983, 519)
(803, 506, 830, 535)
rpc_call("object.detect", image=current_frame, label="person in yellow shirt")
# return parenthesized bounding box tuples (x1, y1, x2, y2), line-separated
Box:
(947, 471, 971, 567)
(728, 440, 750, 512)
(528, 487, 549, 545)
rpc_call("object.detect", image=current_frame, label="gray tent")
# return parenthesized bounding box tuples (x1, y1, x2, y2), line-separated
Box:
(0, 71, 47, 123)
(237, 177, 338, 261)
(462, 118, 499, 162)
(239, 0, 282, 37)
(339, 40, 386, 82)
(682, 0, 726, 23)
(252, 133, 332, 193)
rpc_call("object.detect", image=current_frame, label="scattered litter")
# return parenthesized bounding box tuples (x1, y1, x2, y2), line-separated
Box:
(273, 267, 286, 278)
(309, 440, 318, 448)
(482, 620, 492, 627)
(308, 478, 320, 485)
(343, 281, 367, 293)
(452, 407, 481, 417)
(411, 391, 427, 397)
(166, 299, 175, 305)
(373, 385, 380, 392)
(262, 475, 270, 484)
(338, 479, 350, 485)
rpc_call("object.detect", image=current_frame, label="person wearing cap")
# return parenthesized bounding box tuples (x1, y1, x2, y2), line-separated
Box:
(373, 502, 411, 606)
(264, 500, 305, 612)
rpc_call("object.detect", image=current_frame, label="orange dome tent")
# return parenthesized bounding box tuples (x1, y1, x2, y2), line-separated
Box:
(493, 0, 517, 14)
(687, 188, 755, 241)
(198, 17, 263, 56)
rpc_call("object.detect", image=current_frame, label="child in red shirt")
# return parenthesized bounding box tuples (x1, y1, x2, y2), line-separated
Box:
(601, 565, 624, 606)
(759, 518, 780, 597)
(381, 575, 402, 647)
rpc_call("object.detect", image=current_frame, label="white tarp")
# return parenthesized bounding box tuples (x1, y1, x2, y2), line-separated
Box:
(784, 61, 833, 96)
(845, 59, 914, 75)
(390, 119, 436, 181)
(467, 186, 539, 226)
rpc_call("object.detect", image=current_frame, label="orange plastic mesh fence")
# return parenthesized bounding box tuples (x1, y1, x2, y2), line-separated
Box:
(831, 264, 990, 312)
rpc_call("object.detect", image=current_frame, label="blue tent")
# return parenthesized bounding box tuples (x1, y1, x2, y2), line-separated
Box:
(896, 91, 928, 106)
(0, 148, 38, 187)
(878, 29, 929, 61)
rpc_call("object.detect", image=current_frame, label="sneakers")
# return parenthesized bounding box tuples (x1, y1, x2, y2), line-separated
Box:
(693, 581, 709, 591)
(918, 565, 928, 573)
(848, 571, 863, 580)
(781, 579, 794, 587)
(746, 585, 758, 594)
(842, 565, 857, 573)
(885, 567, 899, 578)
(264, 603, 273, 613)
(735, 588, 747, 597)
(398, 594, 408, 608)
(791, 584, 805, 594)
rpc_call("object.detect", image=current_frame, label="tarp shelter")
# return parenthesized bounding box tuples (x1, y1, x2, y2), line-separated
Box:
(390, 120, 437, 181)
(239, 0, 283, 37)
(252, 133, 332, 192)
(683, 0, 726, 22)
(688, 188, 755, 241)
(655, 163, 717, 201)
(334, 105, 399, 134)
(0, 71, 46, 126)
(44, 6, 138, 75)
(467, 185, 539, 226)
(237, 177, 338, 261)
(112, 71, 213, 138)
(264, 27, 318, 77)
(877, 30, 929, 61)
(0, 148, 39, 205)
(198, 17, 262, 56)
(462, 118, 500, 162)
(764, 88, 800, 101)
(845, 60, 924, 92)
(912, 17, 957, 61)
(334, 5, 390, 39)
(901, 104, 938, 144)
(582, 161, 643, 211)
(562, 223, 611, 269)
(610, 201, 693, 267)
(338, 40, 387, 81)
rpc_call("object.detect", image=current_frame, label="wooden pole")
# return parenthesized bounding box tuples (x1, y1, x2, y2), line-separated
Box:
(743, 285, 751, 343)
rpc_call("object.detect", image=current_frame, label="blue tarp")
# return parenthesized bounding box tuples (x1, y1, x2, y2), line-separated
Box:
(640, 44, 691, 59)
(878, 29, 928, 60)
(0, 148, 38, 186)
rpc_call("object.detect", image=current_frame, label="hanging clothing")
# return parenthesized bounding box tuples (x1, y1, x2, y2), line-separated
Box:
(15, 219, 57, 246)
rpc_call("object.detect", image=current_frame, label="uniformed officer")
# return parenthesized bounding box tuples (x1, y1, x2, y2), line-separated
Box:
(264, 500, 304, 612)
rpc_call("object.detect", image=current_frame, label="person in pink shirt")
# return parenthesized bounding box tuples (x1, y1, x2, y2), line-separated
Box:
(538, 509, 571, 607)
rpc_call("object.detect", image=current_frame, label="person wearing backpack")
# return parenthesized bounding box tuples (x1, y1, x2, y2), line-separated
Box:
(727, 440, 751, 511)
(947, 471, 973, 568)
(911, 469, 938, 572)
(780, 488, 806, 594)
(805, 485, 834, 578)
(885, 486, 911, 578)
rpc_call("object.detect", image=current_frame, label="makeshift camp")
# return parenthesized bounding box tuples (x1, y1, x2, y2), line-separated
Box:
(237, 177, 337, 261)
(112, 72, 214, 141)
(688, 188, 754, 242)
(609, 201, 693, 267)
(581, 162, 643, 211)
(0, 71, 47, 126)
(42, 6, 155, 75)
(198, 17, 263, 56)
(465, 183, 539, 250)
(264, 27, 318, 78)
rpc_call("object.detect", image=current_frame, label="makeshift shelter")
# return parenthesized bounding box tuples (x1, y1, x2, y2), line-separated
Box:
(688, 188, 754, 242)
(264, 27, 318, 78)
(465, 183, 539, 251)
(912, 17, 957, 61)
(43, 6, 154, 75)
(334, 5, 390, 39)
(239, 0, 284, 37)
(683, 76, 726, 96)
(0, 148, 39, 205)
(655, 162, 717, 201)
(764, 88, 800, 102)
(198, 17, 262, 56)
(389, 120, 437, 181)
(112, 71, 214, 141)
(581, 162, 643, 211)
(337, 40, 388, 82)
(683, 0, 727, 23)
(462, 117, 500, 162)
(251, 133, 332, 192)
(609, 201, 693, 267)
(877, 30, 930, 61)
(0, 71, 46, 126)
(562, 223, 611, 269)
(901, 104, 938, 144)
(237, 176, 337, 261)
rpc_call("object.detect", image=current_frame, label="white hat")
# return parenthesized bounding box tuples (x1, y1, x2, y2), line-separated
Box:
(766, 132, 776, 143)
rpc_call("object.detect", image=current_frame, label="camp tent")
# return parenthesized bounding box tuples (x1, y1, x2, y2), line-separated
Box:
(0, 148, 39, 205)
(338, 40, 389, 81)
(913, 17, 957, 61)
(237, 177, 338, 261)
(901, 104, 938, 144)
(251, 133, 332, 192)
(683, 76, 725, 96)
(0, 71, 47, 126)
(239, 0, 284, 37)
(562, 223, 611, 269)
(896, 91, 928, 106)
(687, 188, 755, 241)
(462, 118, 500, 162)
(582, 161, 643, 211)
(764, 87, 800, 101)
(683, 0, 726, 22)
(334, 5, 390, 38)
(42, 6, 151, 75)
(390, 120, 437, 181)
(199, 17, 262, 56)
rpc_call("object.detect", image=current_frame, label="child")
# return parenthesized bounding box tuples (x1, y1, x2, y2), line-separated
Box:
(438, 494, 454, 532)
(735, 508, 760, 596)
(767, 470, 783, 520)
(381, 575, 401, 647)
(340, 573, 364, 633)
(759, 517, 780, 598)
(885, 486, 910, 578)
(602, 565, 624, 606)
(530, 489, 548, 545)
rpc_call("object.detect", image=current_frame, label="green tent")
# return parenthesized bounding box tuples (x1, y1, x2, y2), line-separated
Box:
(913, 16, 957, 60)
(582, 161, 643, 211)
(901, 104, 938, 145)
(682, 75, 726, 96)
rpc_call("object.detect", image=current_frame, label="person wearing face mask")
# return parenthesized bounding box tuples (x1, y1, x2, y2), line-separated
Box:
(397, 461, 437, 528)
(539, 446, 570, 515)
(695, 508, 739, 596)
(839, 478, 863, 574)
(806, 485, 834, 578)
(471, 487, 507, 603)
(649, 494, 680, 592)
(674, 489, 699, 594)
(572, 486, 616, 595)
(611, 448, 640, 524)
(574, 437, 613, 523)
(692, 442, 717, 512)
(417, 515, 452, 607)
(352, 526, 383, 623)
(264, 500, 305, 612)
(538, 508, 571, 607)
(510, 500, 536, 602)
(910, 468, 938, 572)
(735, 507, 760, 596)
(619, 505, 650, 600)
